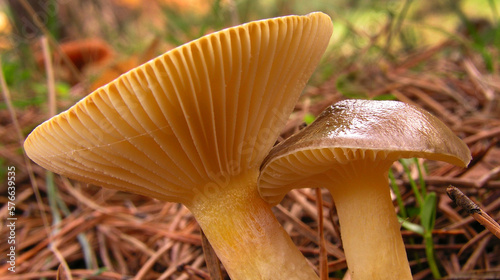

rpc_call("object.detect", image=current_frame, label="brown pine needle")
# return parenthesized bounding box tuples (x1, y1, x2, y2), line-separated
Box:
(50, 243, 73, 280)
(0, 55, 52, 246)
(447, 185, 500, 239)
(19, 0, 84, 82)
(316, 189, 329, 280)
(200, 229, 223, 280)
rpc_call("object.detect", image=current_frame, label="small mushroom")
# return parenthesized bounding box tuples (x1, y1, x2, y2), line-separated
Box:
(24, 13, 333, 279)
(258, 99, 471, 280)
(34, 38, 114, 84)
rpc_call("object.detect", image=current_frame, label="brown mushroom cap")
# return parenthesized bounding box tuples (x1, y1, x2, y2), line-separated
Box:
(259, 99, 472, 205)
(25, 12, 333, 204)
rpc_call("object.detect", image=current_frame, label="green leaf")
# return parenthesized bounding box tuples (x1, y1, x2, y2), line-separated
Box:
(303, 113, 316, 125)
(372, 94, 397, 100)
(420, 192, 437, 232)
(398, 216, 424, 235)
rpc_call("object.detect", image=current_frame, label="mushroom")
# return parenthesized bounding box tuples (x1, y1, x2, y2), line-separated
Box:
(34, 38, 114, 85)
(258, 99, 471, 280)
(24, 13, 333, 279)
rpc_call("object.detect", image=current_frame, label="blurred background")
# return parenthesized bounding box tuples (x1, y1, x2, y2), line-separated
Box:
(0, 0, 499, 279)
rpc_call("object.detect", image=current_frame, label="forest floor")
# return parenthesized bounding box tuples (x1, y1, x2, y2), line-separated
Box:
(0, 1, 499, 279)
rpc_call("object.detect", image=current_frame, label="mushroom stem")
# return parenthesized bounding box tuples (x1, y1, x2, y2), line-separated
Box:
(189, 170, 318, 280)
(327, 160, 412, 280)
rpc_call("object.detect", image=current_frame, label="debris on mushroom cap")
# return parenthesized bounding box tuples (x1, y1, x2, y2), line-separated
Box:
(24, 12, 333, 203)
(259, 99, 472, 205)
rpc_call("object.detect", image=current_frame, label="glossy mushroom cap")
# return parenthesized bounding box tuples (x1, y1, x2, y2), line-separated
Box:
(25, 12, 333, 204)
(258, 99, 471, 280)
(259, 99, 472, 205)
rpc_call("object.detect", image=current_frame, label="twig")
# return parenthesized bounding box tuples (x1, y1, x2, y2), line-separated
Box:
(446, 186, 500, 239)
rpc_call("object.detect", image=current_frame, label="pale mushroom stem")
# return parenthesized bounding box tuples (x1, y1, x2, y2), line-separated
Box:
(327, 161, 412, 280)
(188, 170, 318, 280)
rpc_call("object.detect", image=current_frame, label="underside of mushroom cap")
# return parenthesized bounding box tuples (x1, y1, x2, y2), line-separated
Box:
(24, 12, 333, 203)
(258, 99, 472, 205)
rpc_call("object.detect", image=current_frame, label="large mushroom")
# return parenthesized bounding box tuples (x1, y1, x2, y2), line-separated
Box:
(24, 13, 333, 279)
(258, 99, 471, 280)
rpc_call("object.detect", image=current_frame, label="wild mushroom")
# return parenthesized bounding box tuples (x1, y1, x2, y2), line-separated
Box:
(258, 99, 471, 280)
(24, 13, 333, 279)
(34, 38, 114, 84)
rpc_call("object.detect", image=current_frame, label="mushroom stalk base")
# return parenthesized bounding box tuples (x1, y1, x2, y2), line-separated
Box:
(188, 170, 318, 280)
(327, 164, 412, 280)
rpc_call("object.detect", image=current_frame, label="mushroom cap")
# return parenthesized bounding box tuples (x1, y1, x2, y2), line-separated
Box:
(258, 99, 472, 205)
(36, 39, 114, 71)
(24, 12, 333, 204)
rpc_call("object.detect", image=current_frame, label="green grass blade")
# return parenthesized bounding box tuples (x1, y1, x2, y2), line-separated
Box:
(400, 159, 423, 206)
(389, 169, 408, 218)
(421, 192, 441, 279)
